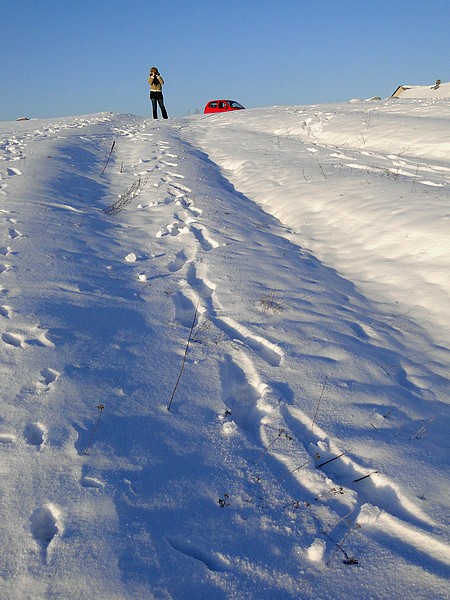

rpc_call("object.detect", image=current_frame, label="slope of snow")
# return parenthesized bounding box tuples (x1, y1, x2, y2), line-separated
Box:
(0, 103, 449, 599)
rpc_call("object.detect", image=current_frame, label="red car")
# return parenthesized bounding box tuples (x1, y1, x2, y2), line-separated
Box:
(204, 100, 245, 114)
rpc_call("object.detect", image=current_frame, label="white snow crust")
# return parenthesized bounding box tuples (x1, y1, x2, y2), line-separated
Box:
(0, 97, 449, 599)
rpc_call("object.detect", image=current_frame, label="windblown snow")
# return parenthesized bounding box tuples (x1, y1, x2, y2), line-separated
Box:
(0, 96, 449, 600)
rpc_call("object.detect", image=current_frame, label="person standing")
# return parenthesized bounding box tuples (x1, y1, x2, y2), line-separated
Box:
(148, 67, 168, 119)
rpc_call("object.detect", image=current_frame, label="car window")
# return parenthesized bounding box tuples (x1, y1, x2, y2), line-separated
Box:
(219, 102, 227, 108)
(227, 101, 245, 109)
(209, 102, 218, 108)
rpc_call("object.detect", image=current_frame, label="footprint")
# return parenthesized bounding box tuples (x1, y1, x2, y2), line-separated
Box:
(0, 305, 11, 318)
(156, 228, 168, 238)
(166, 171, 185, 179)
(169, 182, 192, 194)
(8, 228, 22, 239)
(187, 205, 202, 218)
(220, 352, 266, 430)
(156, 222, 189, 238)
(156, 221, 189, 237)
(282, 404, 433, 527)
(346, 321, 370, 339)
(24, 422, 46, 448)
(2, 327, 54, 348)
(26, 326, 55, 348)
(6, 167, 22, 176)
(173, 291, 199, 328)
(175, 197, 191, 208)
(168, 250, 188, 273)
(167, 187, 186, 200)
(37, 367, 60, 392)
(167, 537, 231, 572)
(189, 224, 219, 251)
(40, 367, 59, 386)
(175, 197, 203, 217)
(30, 504, 61, 558)
(186, 263, 215, 298)
(80, 476, 105, 489)
(167, 222, 188, 236)
(218, 316, 283, 367)
(2, 332, 24, 347)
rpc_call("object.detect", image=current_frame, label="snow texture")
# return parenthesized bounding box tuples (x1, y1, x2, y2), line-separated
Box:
(0, 93, 449, 599)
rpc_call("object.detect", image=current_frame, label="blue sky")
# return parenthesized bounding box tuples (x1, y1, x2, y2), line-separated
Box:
(1, 0, 449, 121)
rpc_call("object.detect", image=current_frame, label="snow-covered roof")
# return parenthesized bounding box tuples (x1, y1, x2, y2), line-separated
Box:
(391, 80, 450, 98)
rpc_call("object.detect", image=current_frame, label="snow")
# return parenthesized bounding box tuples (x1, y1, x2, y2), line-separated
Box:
(0, 94, 449, 599)
(395, 81, 450, 99)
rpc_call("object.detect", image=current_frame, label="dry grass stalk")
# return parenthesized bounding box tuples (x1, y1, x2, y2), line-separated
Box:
(167, 301, 200, 411)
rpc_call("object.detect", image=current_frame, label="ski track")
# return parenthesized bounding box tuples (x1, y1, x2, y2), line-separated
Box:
(0, 112, 448, 599)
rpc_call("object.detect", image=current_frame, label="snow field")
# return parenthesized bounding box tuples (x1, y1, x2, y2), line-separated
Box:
(0, 104, 449, 599)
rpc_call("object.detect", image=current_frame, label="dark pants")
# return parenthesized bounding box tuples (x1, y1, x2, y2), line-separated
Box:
(151, 93, 168, 119)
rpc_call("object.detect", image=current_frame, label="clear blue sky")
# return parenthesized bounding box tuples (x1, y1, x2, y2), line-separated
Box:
(1, 0, 449, 121)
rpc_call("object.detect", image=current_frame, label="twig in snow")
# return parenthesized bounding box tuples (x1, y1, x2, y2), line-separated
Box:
(370, 408, 393, 431)
(409, 425, 427, 440)
(103, 175, 148, 215)
(314, 486, 344, 502)
(252, 428, 288, 464)
(317, 161, 328, 179)
(326, 523, 360, 566)
(311, 375, 328, 431)
(409, 417, 434, 440)
(354, 471, 377, 483)
(101, 141, 116, 175)
(282, 499, 307, 510)
(323, 509, 354, 535)
(316, 452, 345, 469)
(275, 458, 311, 484)
(83, 404, 105, 455)
(167, 300, 200, 411)
(410, 163, 420, 192)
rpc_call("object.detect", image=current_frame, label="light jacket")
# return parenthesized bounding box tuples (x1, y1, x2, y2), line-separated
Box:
(148, 74, 164, 92)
